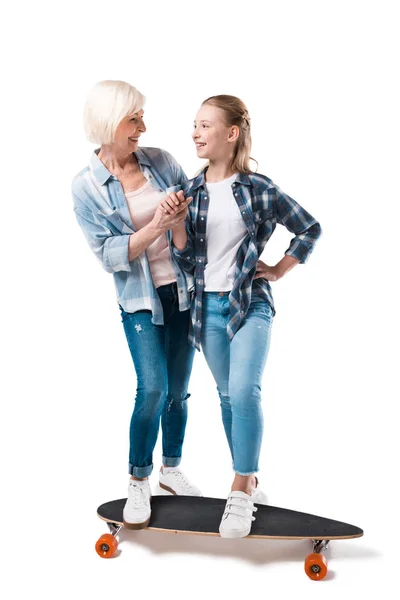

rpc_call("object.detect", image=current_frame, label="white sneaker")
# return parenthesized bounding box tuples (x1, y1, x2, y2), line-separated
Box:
(251, 477, 268, 505)
(219, 490, 258, 539)
(159, 468, 202, 496)
(123, 479, 152, 530)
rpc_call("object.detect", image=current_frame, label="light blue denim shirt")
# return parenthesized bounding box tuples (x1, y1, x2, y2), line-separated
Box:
(72, 147, 194, 324)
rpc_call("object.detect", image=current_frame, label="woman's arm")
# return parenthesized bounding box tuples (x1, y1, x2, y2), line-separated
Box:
(74, 206, 132, 273)
(74, 198, 191, 273)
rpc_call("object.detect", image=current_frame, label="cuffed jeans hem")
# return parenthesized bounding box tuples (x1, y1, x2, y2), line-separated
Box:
(162, 456, 182, 467)
(129, 463, 153, 478)
(234, 468, 259, 476)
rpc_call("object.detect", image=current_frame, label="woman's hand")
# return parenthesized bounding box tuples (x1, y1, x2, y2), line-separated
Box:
(254, 259, 280, 282)
(152, 192, 193, 231)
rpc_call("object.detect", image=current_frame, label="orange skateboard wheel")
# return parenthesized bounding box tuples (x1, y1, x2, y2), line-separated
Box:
(95, 533, 118, 558)
(304, 553, 328, 580)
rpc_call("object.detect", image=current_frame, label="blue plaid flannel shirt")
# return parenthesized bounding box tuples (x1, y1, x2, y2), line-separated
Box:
(172, 169, 322, 350)
(72, 147, 194, 324)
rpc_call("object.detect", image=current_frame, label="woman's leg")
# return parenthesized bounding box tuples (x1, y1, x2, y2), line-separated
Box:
(161, 285, 195, 465)
(121, 308, 168, 479)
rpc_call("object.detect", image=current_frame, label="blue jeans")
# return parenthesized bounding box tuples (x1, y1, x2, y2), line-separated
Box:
(120, 282, 195, 478)
(201, 292, 273, 475)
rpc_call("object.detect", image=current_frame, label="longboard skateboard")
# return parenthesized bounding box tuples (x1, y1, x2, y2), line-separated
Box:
(96, 495, 363, 580)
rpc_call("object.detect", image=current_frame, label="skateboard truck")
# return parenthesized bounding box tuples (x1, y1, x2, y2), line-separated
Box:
(312, 539, 330, 554)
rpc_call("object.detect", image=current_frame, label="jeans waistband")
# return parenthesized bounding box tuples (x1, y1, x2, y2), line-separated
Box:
(157, 281, 178, 291)
(204, 291, 230, 296)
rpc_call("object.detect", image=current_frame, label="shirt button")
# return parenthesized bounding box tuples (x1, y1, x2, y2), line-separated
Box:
(198, 258, 201, 262)
(200, 239, 204, 242)
(179, 289, 183, 294)
(242, 211, 246, 214)
(201, 217, 204, 220)
(204, 196, 208, 199)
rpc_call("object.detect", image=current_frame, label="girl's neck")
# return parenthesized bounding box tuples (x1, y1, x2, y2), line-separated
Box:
(205, 159, 236, 183)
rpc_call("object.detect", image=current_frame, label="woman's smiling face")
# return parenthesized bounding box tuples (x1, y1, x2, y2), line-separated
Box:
(113, 109, 146, 151)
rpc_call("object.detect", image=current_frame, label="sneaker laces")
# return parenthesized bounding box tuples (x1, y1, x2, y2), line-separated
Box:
(166, 470, 196, 492)
(128, 481, 149, 508)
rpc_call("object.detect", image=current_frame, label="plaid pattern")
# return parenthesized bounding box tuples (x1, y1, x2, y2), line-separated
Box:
(72, 147, 194, 324)
(172, 169, 321, 350)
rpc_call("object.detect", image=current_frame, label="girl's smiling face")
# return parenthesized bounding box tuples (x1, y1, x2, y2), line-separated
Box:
(192, 104, 238, 162)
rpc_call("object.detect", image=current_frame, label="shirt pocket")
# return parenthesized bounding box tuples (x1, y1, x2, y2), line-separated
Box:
(98, 209, 134, 234)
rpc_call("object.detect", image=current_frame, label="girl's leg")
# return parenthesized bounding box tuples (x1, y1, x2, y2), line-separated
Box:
(219, 300, 273, 538)
(200, 293, 232, 456)
(229, 300, 273, 483)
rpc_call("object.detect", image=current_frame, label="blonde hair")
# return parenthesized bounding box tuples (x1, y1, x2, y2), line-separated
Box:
(201, 95, 257, 173)
(83, 80, 145, 145)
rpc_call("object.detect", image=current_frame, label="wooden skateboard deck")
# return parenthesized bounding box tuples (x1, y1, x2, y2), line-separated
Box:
(96, 495, 363, 580)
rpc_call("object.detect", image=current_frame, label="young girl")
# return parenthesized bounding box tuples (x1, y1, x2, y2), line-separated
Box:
(166, 95, 321, 538)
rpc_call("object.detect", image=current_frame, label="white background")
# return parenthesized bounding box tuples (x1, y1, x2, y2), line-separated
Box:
(2, 0, 399, 597)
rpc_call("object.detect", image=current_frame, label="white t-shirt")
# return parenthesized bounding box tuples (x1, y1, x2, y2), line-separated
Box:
(125, 180, 176, 289)
(204, 174, 248, 291)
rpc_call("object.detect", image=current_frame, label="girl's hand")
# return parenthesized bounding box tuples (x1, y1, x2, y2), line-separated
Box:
(254, 259, 280, 282)
(159, 190, 186, 214)
(152, 194, 193, 231)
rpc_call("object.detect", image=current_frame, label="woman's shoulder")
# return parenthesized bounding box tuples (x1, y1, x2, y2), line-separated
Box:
(137, 146, 179, 167)
(71, 165, 91, 198)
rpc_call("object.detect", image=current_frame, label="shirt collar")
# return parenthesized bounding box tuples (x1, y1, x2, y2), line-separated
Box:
(191, 167, 252, 190)
(90, 148, 152, 185)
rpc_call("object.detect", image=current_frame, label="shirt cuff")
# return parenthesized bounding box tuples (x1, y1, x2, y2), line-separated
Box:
(171, 242, 193, 260)
(104, 235, 131, 272)
(285, 240, 315, 264)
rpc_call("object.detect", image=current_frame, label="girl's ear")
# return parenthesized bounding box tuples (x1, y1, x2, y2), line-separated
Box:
(228, 125, 240, 143)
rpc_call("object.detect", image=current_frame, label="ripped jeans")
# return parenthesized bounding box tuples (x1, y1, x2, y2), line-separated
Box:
(200, 292, 273, 475)
(120, 282, 195, 478)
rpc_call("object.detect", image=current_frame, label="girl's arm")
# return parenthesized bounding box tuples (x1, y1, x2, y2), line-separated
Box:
(171, 213, 196, 274)
(255, 184, 321, 281)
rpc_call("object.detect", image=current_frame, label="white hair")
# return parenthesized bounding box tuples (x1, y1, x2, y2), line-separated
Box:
(83, 80, 146, 145)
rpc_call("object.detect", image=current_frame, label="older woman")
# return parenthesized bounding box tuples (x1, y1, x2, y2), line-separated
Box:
(72, 80, 201, 530)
